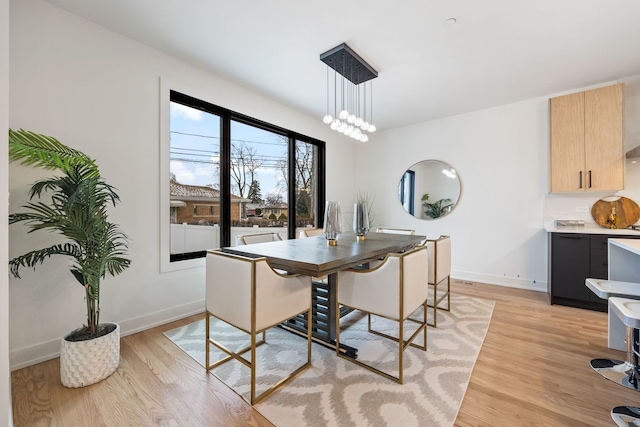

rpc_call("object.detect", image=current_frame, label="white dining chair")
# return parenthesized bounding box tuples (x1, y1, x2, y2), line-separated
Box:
(205, 249, 312, 404)
(336, 245, 428, 383)
(369, 227, 417, 266)
(423, 235, 451, 327)
(236, 231, 282, 246)
(298, 227, 323, 238)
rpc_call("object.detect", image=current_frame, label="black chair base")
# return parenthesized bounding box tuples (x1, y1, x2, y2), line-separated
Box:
(590, 358, 640, 391)
(611, 405, 640, 426)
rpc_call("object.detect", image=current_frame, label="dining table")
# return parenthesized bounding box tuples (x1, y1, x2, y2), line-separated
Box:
(220, 231, 426, 357)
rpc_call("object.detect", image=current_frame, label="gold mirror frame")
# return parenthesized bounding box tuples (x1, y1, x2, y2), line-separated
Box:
(398, 160, 461, 220)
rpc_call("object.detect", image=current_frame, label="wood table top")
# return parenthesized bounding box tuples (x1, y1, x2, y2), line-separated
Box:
(217, 232, 426, 276)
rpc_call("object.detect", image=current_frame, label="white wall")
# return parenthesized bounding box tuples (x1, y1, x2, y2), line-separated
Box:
(2, 0, 13, 423)
(8, 0, 356, 369)
(357, 77, 640, 292)
(358, 98, 549, 290)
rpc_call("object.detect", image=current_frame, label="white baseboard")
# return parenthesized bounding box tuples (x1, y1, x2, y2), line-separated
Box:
(10, 272, 547, 371)
(452, 270, 547, 293)
(10, 299, 205, 371)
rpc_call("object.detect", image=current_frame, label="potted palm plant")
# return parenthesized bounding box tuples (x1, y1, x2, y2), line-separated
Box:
(8, 129, 131, 388)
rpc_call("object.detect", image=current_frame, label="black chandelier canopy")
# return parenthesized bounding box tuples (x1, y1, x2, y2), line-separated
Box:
(319, 43, 378, 141)
(320, 43, 378, 85)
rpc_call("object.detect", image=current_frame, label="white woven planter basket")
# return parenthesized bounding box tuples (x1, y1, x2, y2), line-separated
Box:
(60, 322, 120, 388)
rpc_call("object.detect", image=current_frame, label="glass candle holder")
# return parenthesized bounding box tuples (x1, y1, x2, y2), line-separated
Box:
(323, 201, 342, 246)
(353, 202, 370, 240)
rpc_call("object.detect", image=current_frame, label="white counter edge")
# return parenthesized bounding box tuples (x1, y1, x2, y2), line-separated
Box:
(545, 226, 640, 235)
(609, 238, 640, 256)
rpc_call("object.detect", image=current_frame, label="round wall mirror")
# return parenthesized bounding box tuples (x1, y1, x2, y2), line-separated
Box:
(398, 160, 461, 220)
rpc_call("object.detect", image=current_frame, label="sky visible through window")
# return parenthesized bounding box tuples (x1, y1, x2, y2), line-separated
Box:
(170, 102, 288, 201)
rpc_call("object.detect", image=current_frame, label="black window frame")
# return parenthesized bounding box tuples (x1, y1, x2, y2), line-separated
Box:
(400, 169, 415, 216)
(169, 90, 326, 262)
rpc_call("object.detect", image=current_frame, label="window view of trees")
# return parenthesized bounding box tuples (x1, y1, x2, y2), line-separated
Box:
(169, 91, 324, 261)
(293, 141, 318, 227)
(230, 121, 289, 228)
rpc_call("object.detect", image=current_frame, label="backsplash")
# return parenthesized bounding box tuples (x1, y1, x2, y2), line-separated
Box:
(543, 161, 640, 229)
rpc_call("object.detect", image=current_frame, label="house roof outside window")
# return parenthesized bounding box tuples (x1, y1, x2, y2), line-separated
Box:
(170, 181, 249, 203)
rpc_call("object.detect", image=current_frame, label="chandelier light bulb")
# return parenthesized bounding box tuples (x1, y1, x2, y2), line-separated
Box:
(320, 43, 378, 143)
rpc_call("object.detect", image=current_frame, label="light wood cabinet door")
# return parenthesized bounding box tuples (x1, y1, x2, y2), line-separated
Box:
(549, 83, 624, 193)
(550, 92, 585, 192)
(584, 84, 624, 191)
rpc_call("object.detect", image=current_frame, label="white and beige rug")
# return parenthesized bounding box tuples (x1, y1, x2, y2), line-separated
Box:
(164, 294, 494, 427)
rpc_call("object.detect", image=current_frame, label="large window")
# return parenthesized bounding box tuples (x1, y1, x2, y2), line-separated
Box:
(168, 90, 325, 262)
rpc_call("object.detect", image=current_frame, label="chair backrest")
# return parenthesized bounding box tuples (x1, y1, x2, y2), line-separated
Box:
(236, 231, 282, 246)
(425, 235, 451, 284)
(206, 250, 310, 332)
(298, 228, 323, 238)
(375, 227, 416, 235)
(338, 246, 428, 320)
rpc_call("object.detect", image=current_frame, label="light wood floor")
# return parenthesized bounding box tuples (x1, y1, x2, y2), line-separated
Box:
(11, 281, 637, 426)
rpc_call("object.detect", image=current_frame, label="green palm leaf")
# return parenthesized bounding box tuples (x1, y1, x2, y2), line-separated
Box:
(8, 129, 131, 337)
(9, 129, 99, 177)
(9, 243, 83, 278)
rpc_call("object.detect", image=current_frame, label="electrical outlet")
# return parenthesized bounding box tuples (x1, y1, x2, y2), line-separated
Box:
(575, 206, 589, 213)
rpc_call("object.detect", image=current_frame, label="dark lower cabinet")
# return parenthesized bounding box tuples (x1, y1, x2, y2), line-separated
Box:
(548, 232, 640, 312)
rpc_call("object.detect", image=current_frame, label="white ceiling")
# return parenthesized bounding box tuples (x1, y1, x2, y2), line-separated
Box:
(42, 0, 640, 131)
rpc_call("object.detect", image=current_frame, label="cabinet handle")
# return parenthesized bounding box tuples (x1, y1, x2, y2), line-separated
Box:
(579, 171, 583, 189)
(589, 170, 592, 188)
(559, 235, 583, 239)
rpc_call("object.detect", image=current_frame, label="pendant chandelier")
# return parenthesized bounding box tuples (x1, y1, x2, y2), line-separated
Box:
(320, 43, 378, 142)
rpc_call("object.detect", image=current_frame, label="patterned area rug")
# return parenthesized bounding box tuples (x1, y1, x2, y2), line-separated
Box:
(164, 294, 494, 427)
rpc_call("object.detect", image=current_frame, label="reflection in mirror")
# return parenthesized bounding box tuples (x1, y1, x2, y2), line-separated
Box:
(398, 160, 461, 220)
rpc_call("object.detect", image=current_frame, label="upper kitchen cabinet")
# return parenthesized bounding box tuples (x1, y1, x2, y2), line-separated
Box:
(549, 83, 624, 193)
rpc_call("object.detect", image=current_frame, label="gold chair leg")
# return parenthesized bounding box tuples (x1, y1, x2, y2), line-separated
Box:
(427, 283, 438, 327)
(205, 313, 211, 369)
(442, 276, 451, 312)
(250, 329, 257, 405)
(398, 311, 404, 384)
(428, 276, 451, 327)
(251, 305, 312, 405)
(206, 310, 312, 406)
(337, 304, 427, 384)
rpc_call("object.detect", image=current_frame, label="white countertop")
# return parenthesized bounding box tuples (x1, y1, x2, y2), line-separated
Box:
(610, 238, 640, 256)
(545, 225, 640, 235)
(586, 278, 640, 298)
